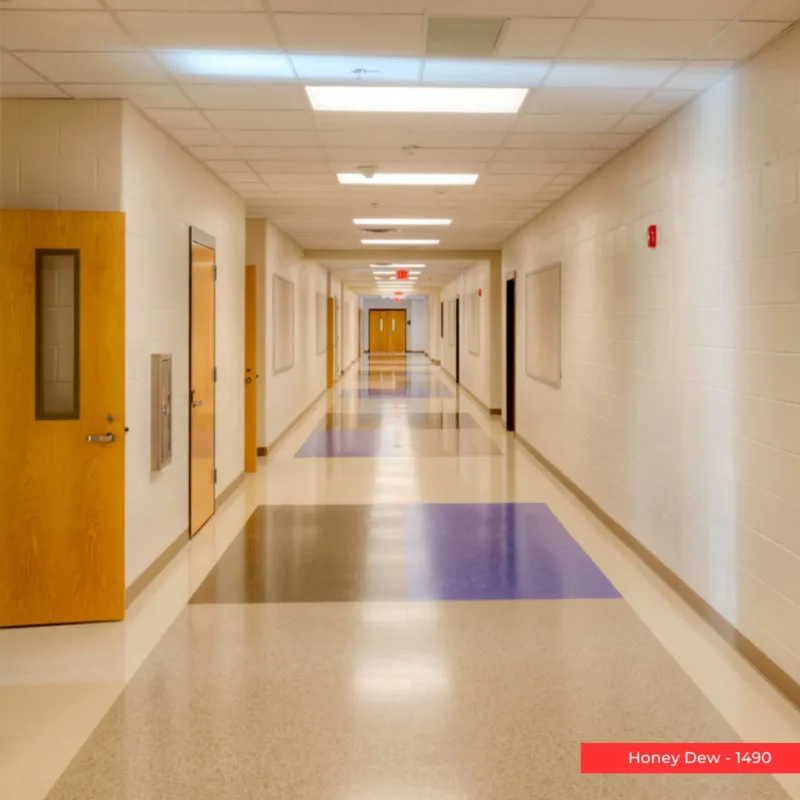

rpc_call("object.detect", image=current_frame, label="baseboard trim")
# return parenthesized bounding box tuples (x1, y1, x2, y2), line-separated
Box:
(125, 527, 189, 608)
(266, 388, 327, 453)
(216, 471, 245, 511)
(458, 381, 501, 417)
(514, 431, 800, 711)
(257, 446, 268, 457)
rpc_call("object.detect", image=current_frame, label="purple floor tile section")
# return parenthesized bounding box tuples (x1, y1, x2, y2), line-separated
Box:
(341, 387, 454, 398)
(296, 429, 386, 458)
(404, 503, 620, 601)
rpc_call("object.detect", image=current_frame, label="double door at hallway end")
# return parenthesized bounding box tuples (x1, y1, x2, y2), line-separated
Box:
(369, 309, 407, 353)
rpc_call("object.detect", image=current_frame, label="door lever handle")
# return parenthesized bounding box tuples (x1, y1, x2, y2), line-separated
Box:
(191, 400, 204, 408)
(87, 433, 115, 443)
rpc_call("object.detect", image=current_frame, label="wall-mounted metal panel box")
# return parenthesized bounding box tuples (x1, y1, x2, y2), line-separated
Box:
(151, 354, 173, 471)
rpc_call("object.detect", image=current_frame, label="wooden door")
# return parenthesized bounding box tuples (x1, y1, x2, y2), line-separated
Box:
(388, 310, 407, 352)
(190, 233, 216, 537)
(0, 209, 125, 627)
(369, 310, 387, 353)
(244, 264, 258, 473)
(326, 297, 335, 388)
(358, 309, 362, 357)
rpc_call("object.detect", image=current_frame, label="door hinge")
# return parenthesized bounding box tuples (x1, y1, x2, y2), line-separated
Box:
(213, 264, 218, 280)
(213, 468, 218, 484)
(213, 366, 218, 382)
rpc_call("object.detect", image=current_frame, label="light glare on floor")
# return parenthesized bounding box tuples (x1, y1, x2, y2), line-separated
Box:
(339, 174, 478, 186)
(363, 239, 440, 246)
(306, 86, 527, 114)
(355, 218, 452, 226)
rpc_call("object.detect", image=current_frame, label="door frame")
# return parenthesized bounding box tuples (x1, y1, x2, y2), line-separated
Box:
(455, 296, 461, 384)
(505, 276, 516, 432)
(189, 227, 216, 537)
(244, 263, 258, 472)
(326, 296, 335, 388)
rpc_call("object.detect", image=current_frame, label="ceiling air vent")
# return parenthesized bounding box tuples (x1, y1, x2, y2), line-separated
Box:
(426, 17, 507, 58)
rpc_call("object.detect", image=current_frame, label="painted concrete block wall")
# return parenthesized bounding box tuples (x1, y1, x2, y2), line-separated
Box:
(442, 261, 501, 410)
(342, 287, 360, 369)
(427, 290, 443, 362)
(251, 220, 327, 448)
(503, 25, 800, 683)
(122, 103, 245, 587)
(0, 99, 122, 211)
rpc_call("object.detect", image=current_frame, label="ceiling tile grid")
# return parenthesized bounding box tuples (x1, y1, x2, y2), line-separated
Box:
(0, 0, 797, 253)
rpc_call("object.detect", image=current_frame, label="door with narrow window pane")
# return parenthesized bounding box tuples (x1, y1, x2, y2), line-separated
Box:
(0, 209, 125, 627)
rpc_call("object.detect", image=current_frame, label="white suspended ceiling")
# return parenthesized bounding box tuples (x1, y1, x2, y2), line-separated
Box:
(0, 0, 798, 252)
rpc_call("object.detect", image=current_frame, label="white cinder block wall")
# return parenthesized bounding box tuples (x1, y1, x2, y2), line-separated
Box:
(442, 261, 502, 410)
(0, 99, 122, 211)
(504, 26, 800, 683)
(247, 220, 328, 449)
(342, 287, 360, 368)
(122, 104, 245, 587)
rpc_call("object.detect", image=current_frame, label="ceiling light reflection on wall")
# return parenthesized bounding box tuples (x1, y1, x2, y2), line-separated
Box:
(158, 50, 294, 79)
(355, 218, 452, 226)
(363, 239, 440, 246)
(307, 86, 527, 114)
(339, 174, 477, 186)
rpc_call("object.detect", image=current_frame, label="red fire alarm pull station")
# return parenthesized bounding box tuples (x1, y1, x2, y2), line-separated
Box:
(478, 288, 482, 297)
(647, 225, 657, 248)
(396, 269, 409, 280)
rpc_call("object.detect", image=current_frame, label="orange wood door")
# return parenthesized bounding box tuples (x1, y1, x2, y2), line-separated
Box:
(244, 264, 258, 473)
(369, 310, 387, 352)
(326, 297, 335, 388)
(388, 310, 407, 352)
(0, 209, 125, 627)
(190, 239, 216, 537)
(358, 309, 362, 356)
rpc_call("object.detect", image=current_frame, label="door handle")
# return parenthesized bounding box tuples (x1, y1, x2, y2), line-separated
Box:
(245, 377, 252, 384)
(191, 400, 204, 408)
(87, 433, 115, 443)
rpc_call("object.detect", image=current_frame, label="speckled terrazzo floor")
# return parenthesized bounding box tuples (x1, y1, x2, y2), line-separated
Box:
(45, 602, 788, 800)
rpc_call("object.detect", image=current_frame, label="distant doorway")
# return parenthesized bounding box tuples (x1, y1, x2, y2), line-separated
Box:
(369, 309, 406, 353)
(506, 277, 516, 432)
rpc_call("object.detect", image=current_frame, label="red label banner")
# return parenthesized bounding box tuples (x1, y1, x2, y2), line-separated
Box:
(581, 743, 800, 774)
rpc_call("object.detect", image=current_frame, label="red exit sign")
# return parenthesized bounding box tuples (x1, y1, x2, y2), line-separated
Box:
(396, 269, 409, 280)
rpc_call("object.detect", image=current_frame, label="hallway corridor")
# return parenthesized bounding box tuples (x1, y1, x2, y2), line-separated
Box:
(2, 356, 798, 800)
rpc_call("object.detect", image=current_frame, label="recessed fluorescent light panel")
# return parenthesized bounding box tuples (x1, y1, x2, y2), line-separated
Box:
(370, 264, 426, 268)
(306, 86, 527, 114)
(363, 239, 440, 246)
(355, 218, 452, 226)
(340, 174, 477, 186)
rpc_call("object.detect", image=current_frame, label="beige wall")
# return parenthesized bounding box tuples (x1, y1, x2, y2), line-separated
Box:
(0, 98, 122, 211)
(504, 25, 800, 683)
(247, 219, 328, 448)
(442, 260, 502, 410)
(122, 103, 246, 587)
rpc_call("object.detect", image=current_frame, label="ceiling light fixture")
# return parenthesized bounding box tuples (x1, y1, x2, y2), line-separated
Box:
(355, 218, 451, 226)
(339, 173, 477, 186)
(363, 239, 440, 246)
(306, 86, 527, 114)
(370, 263, 426, 268)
